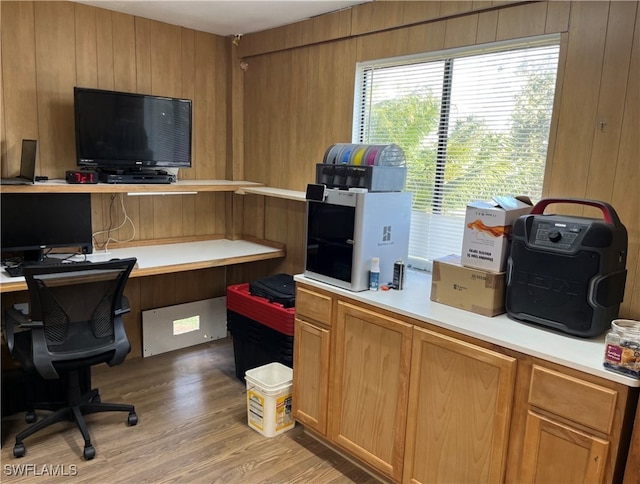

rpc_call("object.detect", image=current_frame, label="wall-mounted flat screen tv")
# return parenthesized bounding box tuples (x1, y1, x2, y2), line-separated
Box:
(74, 87, 192, 170)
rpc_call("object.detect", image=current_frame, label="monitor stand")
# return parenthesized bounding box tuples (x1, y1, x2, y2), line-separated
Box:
(22, 248, 45, 263)
(20, 249, 67, 268)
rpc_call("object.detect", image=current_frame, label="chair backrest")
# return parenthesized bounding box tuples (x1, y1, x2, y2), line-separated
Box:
(22, 258, 137, 379)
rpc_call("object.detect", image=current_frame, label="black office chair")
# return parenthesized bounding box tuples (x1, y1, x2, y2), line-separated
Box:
(5, 258, 139, 460)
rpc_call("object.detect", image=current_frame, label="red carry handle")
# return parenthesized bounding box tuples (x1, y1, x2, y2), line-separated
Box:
(530, 198, 621, 225)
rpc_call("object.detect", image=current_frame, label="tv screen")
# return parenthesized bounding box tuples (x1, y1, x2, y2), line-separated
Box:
(1, 193, 93, 260)
(74, 87, 192, 170)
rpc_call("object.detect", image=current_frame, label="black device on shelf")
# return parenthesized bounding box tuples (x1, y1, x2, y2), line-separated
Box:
(73, 87, 192, 179)
(98, 169, 176, 184)
(1, 193, 93, 263)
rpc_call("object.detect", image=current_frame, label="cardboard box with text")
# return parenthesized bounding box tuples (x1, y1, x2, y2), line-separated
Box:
(462, 196, 532, 272)
(431, 254, 506, 317)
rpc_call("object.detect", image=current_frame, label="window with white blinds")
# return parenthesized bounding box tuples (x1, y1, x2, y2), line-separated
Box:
(354, 36, 561, 270)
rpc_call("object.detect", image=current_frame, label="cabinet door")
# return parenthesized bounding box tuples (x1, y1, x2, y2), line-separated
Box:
(403, 327, 516, 484)
(624, 399, 640, 482)
(520, 411, 609, 483)
(292, 318, 331, 435)
(330, 301, 413, 482)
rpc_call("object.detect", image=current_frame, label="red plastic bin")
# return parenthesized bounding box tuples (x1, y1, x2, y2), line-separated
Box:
(226, 283, 295, 336)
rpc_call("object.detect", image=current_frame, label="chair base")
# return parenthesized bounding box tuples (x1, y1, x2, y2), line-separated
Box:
(14, 398, 137, 460)
(13, 369, 138, 460)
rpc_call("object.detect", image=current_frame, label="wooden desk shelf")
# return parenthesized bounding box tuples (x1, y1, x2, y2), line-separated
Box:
(0, 179, 263, 194)
(0, 238, 285, 293)
(235, 186, 306, 201)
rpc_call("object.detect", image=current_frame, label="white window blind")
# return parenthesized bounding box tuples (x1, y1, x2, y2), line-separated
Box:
(354, 36, 561, 270)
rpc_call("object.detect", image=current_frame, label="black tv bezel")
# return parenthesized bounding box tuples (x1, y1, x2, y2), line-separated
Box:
(73, 86, 193, 170)
(1, 193, 93, 262)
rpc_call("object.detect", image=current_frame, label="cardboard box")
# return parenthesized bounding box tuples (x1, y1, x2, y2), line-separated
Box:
(431, 255, 505, 317)
(462, 196, 532, 272)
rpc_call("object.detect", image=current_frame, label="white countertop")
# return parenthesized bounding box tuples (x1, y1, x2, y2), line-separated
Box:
(82, 239, 283, 270)
(295, 270, 639, 387)
(1, 239, 284, 291)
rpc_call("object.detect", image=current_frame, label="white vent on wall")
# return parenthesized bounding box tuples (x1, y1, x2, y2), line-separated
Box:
(142, 297, 227, 357)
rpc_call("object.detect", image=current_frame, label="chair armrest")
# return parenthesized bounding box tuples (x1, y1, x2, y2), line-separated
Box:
(5, 307, 42, 353)
(6, 308, 43, 328)
(6, 307, 31, 327)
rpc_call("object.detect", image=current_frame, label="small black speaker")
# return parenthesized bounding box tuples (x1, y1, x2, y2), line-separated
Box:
(506, 198, 628, 337)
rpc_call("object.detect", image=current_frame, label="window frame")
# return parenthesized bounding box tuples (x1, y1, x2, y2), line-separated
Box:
(353, 34, 561, 271)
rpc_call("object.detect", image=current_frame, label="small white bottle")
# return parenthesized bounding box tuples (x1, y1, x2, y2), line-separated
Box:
(369, 257, 380, 291)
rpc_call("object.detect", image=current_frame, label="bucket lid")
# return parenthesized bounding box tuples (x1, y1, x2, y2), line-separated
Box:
(245, 362, 293, 389)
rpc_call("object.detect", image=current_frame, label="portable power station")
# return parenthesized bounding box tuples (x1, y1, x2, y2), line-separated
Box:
(506, 198, 628, 338)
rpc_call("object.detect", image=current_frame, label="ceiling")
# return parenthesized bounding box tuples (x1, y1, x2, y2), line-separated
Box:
(74, 1, 371, 37)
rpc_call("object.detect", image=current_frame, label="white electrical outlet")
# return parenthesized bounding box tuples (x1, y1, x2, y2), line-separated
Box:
(14, 303, 29, 315)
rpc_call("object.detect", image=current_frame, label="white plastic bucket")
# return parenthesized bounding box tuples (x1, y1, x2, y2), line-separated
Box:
(245, 362, 294, 437)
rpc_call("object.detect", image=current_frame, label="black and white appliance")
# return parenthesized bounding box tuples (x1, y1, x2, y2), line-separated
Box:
(506, 198, 628, 337)
(304, 187, 411, 292)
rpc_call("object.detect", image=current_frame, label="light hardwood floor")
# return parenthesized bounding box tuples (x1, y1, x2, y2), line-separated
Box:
(1, 338, 378, 483)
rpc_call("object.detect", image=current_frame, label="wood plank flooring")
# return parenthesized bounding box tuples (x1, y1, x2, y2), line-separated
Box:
(1, 338, 378, 483)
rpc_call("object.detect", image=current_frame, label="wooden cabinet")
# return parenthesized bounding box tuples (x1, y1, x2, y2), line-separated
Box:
(623, 398, 640, 482)
(292, 285, 333, 435)
(527, 365, 618, 435)
(330, 301, 412, 482)
(295, 285, 333, 326)
(292, 318, 330, 434)
(509, 364, 628, 483)
(403, 327, 516, 484)
(292, 282, 636, 484)
(520, 411, 609, 483)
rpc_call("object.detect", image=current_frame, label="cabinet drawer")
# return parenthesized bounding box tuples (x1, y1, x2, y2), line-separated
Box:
(528, 365, 617, 434)
(296, 286, 332, 326)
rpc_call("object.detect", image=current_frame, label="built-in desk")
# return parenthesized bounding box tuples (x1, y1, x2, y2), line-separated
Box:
(0, 238, 285, 293)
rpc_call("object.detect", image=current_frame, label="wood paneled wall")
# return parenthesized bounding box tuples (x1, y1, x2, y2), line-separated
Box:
(0, 1, 230, 247)
(1, 1, 229, 181)
(0, 1, 238, 357)
(240, 0, 640, 320)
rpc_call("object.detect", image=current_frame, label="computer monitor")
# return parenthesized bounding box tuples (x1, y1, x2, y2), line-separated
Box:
(1, 193, 93, 262)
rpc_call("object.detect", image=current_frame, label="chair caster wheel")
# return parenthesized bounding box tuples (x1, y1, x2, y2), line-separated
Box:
(25, 411, 37, 424)
(127, 413, 138, 426)
(13, 443, 26, 458)
(83, 445, 95, 460)
(91, 394, 101, 403)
